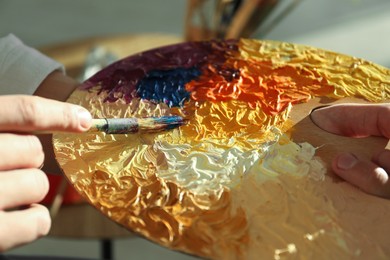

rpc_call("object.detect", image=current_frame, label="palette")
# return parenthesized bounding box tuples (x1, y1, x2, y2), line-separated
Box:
(53, 39, 390, 259)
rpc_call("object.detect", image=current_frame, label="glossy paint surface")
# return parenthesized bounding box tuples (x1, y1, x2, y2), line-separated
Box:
(54, 39, 390, 259)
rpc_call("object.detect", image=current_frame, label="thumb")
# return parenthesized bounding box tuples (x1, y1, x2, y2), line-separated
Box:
(310, 103, 390, 138)
(332, 152, 390, 198)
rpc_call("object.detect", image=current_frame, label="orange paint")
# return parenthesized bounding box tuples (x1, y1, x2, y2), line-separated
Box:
(186, 60, 334, 115)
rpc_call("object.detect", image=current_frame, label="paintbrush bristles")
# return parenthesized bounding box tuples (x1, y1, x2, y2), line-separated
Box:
(89, 116, 184, 134)
(137, 116, 185, 132)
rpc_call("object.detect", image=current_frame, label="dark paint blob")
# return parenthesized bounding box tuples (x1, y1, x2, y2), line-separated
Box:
(136, 67, 201, 107)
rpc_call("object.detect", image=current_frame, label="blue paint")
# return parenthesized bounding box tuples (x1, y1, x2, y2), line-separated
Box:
(135, 67, 201, 107)
(152, 115, 185, 130)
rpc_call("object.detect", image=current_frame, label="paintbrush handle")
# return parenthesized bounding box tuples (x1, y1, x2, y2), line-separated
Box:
(89, 116, 184, 134)
(89, 118, 139, 134)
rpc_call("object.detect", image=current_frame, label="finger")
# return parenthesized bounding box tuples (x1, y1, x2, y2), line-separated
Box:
(38, 134, 63, 174)
(310, 103, 390, 138)
(372, 149, 390, 172)
(332, 153, 390, 198)
(0, 204, 51, 252)
(0, 95, 92, 133)
(0, 134, 44, 171)
(0, 168, 49, 210)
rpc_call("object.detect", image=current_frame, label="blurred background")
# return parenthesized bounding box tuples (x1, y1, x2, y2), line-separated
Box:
(1, 0, 389, 66)
(1, 0, 389, 259)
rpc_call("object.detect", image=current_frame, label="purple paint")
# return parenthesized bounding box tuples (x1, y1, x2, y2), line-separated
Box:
(81, 40, 239, 104)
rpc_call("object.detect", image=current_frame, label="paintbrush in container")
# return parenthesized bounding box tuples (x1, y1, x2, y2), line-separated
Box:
(89, 115, 185, 134)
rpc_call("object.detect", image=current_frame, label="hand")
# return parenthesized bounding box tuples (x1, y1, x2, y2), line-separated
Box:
(0, 95, 92, 252)
(311, 103, 390, 198)
(34, 70, 82, 173)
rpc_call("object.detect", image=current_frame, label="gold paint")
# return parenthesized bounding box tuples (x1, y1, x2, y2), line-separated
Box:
(239, 39, 389, 102)
(54, 39, 390, 259)
(305, 229, 325, 241)
(274, 244, 297, 260)
(173, 99, 291, 149)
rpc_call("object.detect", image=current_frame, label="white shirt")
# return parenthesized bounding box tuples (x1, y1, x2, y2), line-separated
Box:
(0, 34, 64, 95)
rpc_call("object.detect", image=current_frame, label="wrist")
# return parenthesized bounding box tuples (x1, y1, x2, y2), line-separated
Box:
(34, 71, 79, 102)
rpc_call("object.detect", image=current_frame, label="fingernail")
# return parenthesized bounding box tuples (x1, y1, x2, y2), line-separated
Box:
(309, 105, 330, 129)
(77, 108, 92, 130)
(310, 105, 330, 115)
(37, 206, 51, 237)
(336, 153, 358, 170)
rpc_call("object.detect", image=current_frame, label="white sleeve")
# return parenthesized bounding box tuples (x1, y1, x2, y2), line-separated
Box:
(0, 34, 64, 95)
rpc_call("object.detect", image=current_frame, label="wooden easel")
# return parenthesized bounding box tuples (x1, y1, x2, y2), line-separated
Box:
(184, 0, 302, 40)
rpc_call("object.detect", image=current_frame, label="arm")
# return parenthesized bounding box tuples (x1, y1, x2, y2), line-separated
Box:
(311, 103, 390, 198)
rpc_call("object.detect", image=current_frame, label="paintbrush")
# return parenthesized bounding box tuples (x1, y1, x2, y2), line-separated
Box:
(226, 0, 266, 39)
(88, 116, 185, 134)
